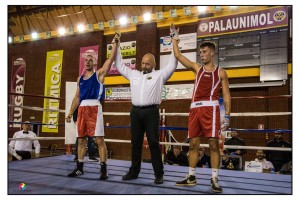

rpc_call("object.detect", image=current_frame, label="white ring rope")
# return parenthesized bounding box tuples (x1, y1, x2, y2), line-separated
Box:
(8, 137, 291, 152)
(8, 105, 292, 117)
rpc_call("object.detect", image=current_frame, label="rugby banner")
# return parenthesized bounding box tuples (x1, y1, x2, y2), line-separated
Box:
(9, 57, 26, 129)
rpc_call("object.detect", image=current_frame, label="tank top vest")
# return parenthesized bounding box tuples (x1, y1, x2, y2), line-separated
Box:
(192, 66, 221, 102)
(79, 72, 105, 102)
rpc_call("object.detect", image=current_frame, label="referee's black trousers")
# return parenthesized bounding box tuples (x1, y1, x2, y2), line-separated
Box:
(129, 106, 164, 176)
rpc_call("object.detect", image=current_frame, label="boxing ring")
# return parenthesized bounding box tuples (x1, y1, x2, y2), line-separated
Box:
(8, 155, 291, 194)
(7, 92, 292, 195)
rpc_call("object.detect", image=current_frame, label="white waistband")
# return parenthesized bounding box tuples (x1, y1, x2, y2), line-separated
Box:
(80, 99, 101, 106)
(190, 100, 219, 108)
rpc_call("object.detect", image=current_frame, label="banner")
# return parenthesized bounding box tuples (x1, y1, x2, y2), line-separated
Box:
(198, 6, 288, 37)
(105, 87, 131, 100)
(79, 45, 99, 76)
(107, 41, 136, 58)
(108, 58, 136, 75)
(160, 33, 197, 53)
(9, 57, 26, 129)
(160, 52, 196, 70)
(42, 50, 64, 133)
(105, 84, 195, 100)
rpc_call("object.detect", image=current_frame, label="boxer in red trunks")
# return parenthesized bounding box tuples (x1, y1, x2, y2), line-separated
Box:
(170, 24, 231, 193)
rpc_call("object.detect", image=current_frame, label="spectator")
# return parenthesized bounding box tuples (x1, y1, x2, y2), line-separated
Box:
(165, 146, 188, 166)
(9, 121, 40, 161)
(197, 147, 211, 168)
(224, 130, 247, 156)
(277, 161, 292, 175)
(220, 149, 238, 170)
(265, 130, 292, 172)
(254, 150, 274, 173)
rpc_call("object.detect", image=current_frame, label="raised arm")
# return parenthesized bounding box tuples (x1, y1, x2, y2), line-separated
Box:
(98, 32, 121, 83)
(170, 24, 200, 73)
(161, 49, 178, 83)
(65, 77, 80, 123)
(114, 44, 132, 80)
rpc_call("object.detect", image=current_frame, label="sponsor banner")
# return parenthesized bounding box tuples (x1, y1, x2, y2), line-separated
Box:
(42, 50, 64, 133)
(160, 33, 197, 52)
(105, 84, 194, 100)
(9, 57, 26, 129)
(79, 45, 99, 76)
(107, 41, 136, 58)
(160, 52, 196, 70)
(198, 6, 288, 37)
(105, 87, 131, 100)
(109, 58, 136, 75)
(245, 161, 263, 173)
(162, 84, 193, 99)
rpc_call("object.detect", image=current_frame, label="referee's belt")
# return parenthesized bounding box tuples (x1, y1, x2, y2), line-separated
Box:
(133, 104, 159, 109)
(190, 100, 219, 109)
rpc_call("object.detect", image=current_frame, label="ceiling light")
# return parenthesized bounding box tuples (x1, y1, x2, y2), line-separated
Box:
(119, 16, 128, 26)
(8, 36, 12, 43)
(143, 13, 151, 22)
(77, 24, 85, 32)
(31, 32, 38, 39)
(58, 27, 66, 35)
(197, 6, 207, 13)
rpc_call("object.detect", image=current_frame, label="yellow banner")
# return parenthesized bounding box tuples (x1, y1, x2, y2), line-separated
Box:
(42, 50, 64, 133)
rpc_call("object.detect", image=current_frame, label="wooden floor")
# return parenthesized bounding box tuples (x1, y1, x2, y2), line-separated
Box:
(8, 155, 292, 195)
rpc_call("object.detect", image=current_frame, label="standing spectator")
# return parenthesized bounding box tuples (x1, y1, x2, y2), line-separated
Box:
(254, 150, 274, 173)
(165, 145, 188, 166)
(265, 130, 292, 172)
(197, 147, 211, 168)
(9, 121, 40, 161)
(115, 37, 178, 184)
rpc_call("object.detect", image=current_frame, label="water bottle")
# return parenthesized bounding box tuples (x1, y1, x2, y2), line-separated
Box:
(270, 168, 275, 174)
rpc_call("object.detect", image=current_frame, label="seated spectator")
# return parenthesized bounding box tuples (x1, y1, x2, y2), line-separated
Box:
(265, 130, 292, 172)
(224, 130, 247, 156)
(164, 145, 188, 166)
(197, 147, 211, 168)
(220, 149, 239, 170)
(254, 150, 274, 173)
(277, 161, 292, 175)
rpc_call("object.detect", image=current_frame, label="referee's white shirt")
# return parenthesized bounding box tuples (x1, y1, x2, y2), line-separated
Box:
(115, 48, 178, 106)
(9, 130, 41, 153)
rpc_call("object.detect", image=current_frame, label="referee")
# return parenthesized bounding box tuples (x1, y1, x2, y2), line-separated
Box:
(115, 47, 178, 184)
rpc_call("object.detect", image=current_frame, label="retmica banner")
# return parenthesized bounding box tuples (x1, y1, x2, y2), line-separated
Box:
(79, 45, 99, 76)
(107, 41, 136, 58)
(198, 6, 288, 37)
(42, 50, 64, 133)
(9, 57, 26, 129)
(160, 33, 197, 53)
